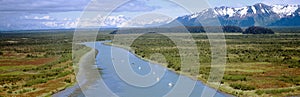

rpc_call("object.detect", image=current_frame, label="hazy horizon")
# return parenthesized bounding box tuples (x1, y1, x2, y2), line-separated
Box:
(0, 0, 299, 30)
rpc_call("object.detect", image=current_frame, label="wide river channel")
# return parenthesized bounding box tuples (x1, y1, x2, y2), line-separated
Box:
(54, 41, 232, 97)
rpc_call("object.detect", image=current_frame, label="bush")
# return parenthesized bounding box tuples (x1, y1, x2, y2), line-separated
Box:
(26, 54, 37, 58)
(24, 78, 48, 87)
(64, 79, 71, 83)
(243, 26, 274, 34)
(7, 90, 12, 94)
(0, 51, 3, 55)
(223, 75, 247, 81)
(278, 76, 300, 85)
(263, 88, 295, 94)
(230, 83, 256, 90)
(57, 71, 72, 78)
(255, 90, 264, 95)
(19, 89, 31, 93)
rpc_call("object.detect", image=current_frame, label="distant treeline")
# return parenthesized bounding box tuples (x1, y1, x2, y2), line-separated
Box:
(110, 26, 277, 34)
(243, 26, 274, 34)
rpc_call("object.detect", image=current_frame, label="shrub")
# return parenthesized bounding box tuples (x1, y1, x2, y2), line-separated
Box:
(7, 90, 12, 94)
(230, 83, 256, 90)
(223, 75, 247, 81)
(57, 71, 72, 78)
(26, 54, 37, 58)
(263, 88, 295, 94)
(255, 90, 264, 95)
(24, 78, 47, 87)
(278, 76, 300, 85)
(19, 89, 31, 93)
(64, 79, 71, 83)
(0, 51, 3, 55)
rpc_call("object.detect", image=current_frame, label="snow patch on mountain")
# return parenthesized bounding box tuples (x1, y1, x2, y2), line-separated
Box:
(167, 3, 300, 27)
(184, 3, 299, 19)
(272, 4, 299, 17)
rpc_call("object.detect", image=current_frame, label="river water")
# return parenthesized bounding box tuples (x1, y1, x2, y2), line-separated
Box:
(54, 42, 231, 97)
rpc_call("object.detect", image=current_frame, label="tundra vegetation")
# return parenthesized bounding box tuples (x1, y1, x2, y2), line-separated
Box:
(111, 28, 300, 96)
(0, 30, 111, 96)
(0, 28, 299, 96)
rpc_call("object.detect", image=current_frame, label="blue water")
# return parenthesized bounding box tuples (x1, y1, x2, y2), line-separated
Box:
(70, 42, 231, 97)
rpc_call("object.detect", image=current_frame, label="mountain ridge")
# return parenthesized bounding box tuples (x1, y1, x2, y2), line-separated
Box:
(166, 3, 300, 27)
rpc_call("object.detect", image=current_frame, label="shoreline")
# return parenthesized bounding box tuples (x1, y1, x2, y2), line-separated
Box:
(57, 41, 300, 97)
(53, 46, 99, 97)
(103, 43, 237, 96)
(106, 42, 300, 96)
(54, 42, 233, 97)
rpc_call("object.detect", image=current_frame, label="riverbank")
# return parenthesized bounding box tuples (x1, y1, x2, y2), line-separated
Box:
(54, 39, 300, 97)
(54, 42, 230, 97)
(104, 33, 300, 97)
(104, 43, 299, 97)
(53, 45, 99, 97)
(103, 42, 238, 96)
(107, 42, 300, 96)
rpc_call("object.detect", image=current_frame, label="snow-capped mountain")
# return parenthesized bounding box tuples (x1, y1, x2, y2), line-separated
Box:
(167, 3, 300, 27)
(97, 15, 172, 28)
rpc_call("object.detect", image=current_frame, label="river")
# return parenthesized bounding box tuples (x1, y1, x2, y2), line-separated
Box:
(53, 41, 231, 97)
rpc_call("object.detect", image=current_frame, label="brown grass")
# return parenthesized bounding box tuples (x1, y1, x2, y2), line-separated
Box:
(0, 57, 57, 66)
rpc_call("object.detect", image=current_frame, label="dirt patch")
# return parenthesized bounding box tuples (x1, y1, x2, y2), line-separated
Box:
(251, 78, 292, 89)
(0, 57, 58, 66)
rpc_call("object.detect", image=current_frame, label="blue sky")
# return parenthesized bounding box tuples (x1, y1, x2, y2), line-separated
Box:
(0, 0, 299, 30)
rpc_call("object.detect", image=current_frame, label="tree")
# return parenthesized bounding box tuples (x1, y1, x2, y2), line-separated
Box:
(243, 26, 274, 34)
(186, 26, 205, 33)
(222, 26, 243, 32)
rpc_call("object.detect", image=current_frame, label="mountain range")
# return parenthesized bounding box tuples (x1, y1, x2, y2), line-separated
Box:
(166, 3, 300, 27)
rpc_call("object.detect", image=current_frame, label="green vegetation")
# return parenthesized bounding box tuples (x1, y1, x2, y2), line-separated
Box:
(0, 31, 74, 96)
(230, 83, 256, 90)
(256, 86, 300, 95)
(223, 75, 247, 81)
(1, 29, 299, 96)
(24, 78, 48, 87)
(111, 32, 300, 96)
(278, 76, 300, 85)
(0, 31, 111, 96)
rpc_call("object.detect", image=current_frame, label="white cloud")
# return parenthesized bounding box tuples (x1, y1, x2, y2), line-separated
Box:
(77, 15, 130, 28)
(33, 16, 52, 20)
(120, 14, 172, 27)
(41, 17, 79, 28)
(261, 0, 300, 5)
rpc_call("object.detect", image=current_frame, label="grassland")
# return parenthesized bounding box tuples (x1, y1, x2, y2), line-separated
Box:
(0, 31, 75, 96)
(0, 31, 111, 97)
(110, 33, 300, 96)
(0, 30, 299, 97)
